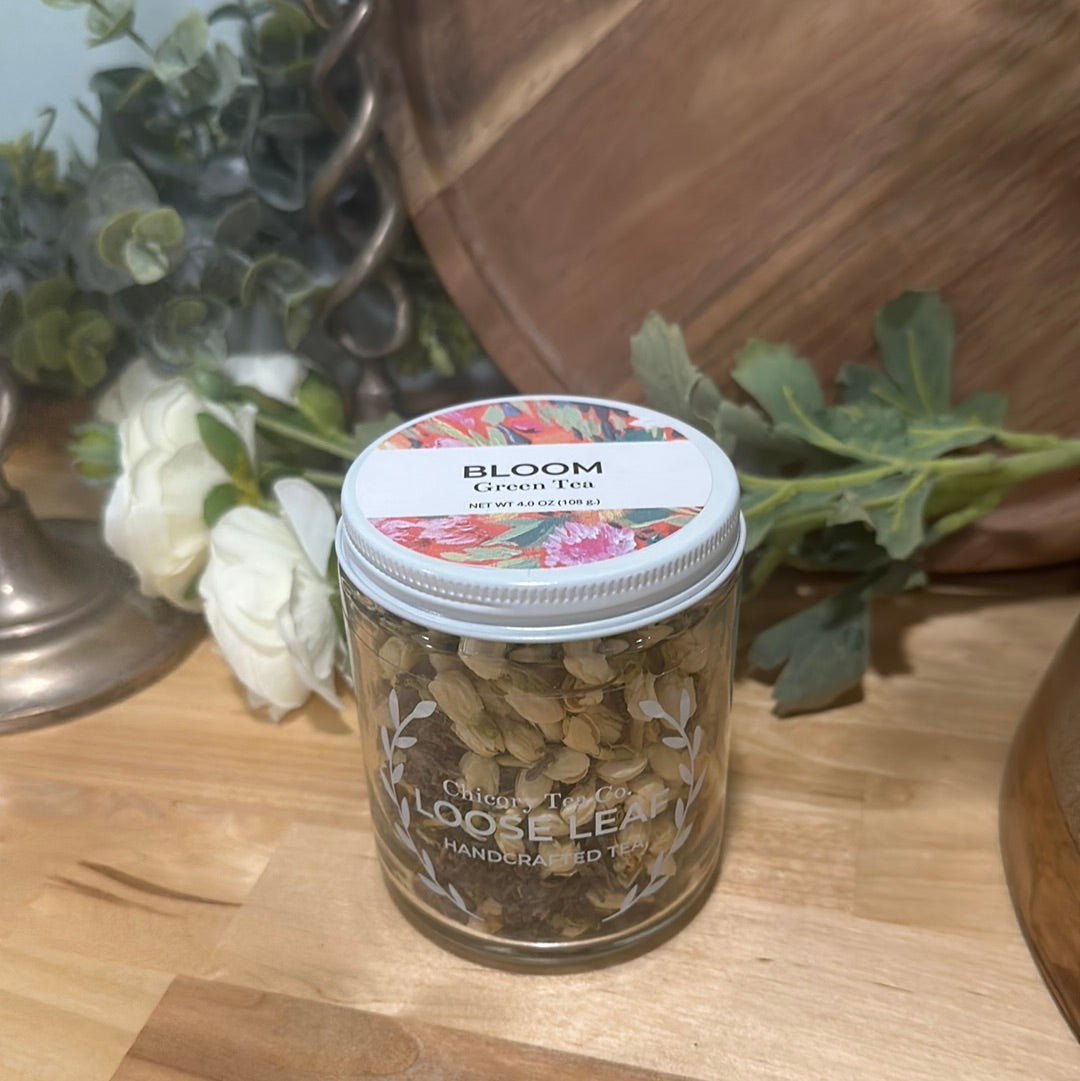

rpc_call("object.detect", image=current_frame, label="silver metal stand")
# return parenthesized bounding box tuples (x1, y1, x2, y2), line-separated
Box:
(0, 367, 203, 734)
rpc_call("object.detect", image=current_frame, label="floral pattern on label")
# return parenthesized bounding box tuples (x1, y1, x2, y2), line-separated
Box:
(368, 399, 704, 569)
(370, 508, 697, 569)
(379, 398, 687, 451)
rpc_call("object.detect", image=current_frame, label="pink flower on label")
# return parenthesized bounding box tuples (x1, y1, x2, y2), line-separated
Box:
(542, 521, 637, 567)
(374, 515, 505, 550)
(439, 408, 483, 430)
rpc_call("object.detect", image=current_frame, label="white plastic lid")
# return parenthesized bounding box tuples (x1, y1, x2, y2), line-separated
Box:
(336, 395, 744, 641)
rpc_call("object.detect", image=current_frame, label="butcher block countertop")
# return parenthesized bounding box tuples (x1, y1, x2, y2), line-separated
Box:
(2, 422, 1080, 1081)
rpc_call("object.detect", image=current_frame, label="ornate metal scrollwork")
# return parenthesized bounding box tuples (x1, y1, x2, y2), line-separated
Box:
(303, 0, 412, 417)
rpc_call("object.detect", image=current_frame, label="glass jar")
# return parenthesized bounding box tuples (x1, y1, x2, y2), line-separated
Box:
(337, 396, 744, 966)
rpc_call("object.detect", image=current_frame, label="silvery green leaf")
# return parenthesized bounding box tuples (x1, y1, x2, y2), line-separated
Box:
(857, 474, 934, 559)
(749, 577, 876, 715)
(0, 292, 24, 340)
(84, 161, 158, 217)
(154, 11, 211, 82)
(628, 312, 723, 436)
(903, 413, 999, 457)
(214, 197, 260, 247)
(122, 238, 171, 284)
(835, 362, 911, 413)
(873, 290, 953, 416)
(84, 0, 135, 46)
(95, 209, 140, 268)
(955, 389, 1008, 427)
(732, 339, 825, 431)
(24, 276, 75, 316)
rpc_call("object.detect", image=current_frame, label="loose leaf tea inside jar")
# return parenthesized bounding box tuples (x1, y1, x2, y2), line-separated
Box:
(337, 396, 744, 966)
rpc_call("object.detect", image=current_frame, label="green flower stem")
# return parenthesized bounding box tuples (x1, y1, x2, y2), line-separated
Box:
(747, 530, 800, 596)
(254, 414, 358, 460)
(991, 429, 1068, 453)
(926, 490, 1006, 542)
(87, 0, 153, 53)
(745, 436, 1080, 591)
(740, 436, 1080, 509)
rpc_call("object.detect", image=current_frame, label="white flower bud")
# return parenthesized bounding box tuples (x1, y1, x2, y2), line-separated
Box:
(662, 622, 710, 674)
(596, 750, 648, 784)
(540, 838, 579, 878)
(430, 669, 485, 727)
(460, 751, 500, 796)
(562, 639, 614, 684)
(495, 715, 546, 764)
(495, 812, 526, 857)
(459, 638, 509, 680)
(529, 808, 570, 839)
(656, 671, 696, 721)
(562, 714, 601, 756)
(505, 689, 564, 730)
(624, 668, 658, 723)
(543, 747, 590, 784)
(647, 742, 689, 784)
(377, 636, 423, 681)
(559, 784, 597, 825)
(514, 770, 553, 810)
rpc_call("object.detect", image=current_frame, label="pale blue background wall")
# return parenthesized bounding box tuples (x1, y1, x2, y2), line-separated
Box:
(1, 1, 221, 156)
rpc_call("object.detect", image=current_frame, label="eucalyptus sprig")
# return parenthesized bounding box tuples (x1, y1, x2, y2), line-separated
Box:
(1, 0, 483, 397)
(630, 291, 1080, 714)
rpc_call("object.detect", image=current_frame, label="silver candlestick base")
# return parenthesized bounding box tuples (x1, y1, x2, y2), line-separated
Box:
(0, 368, 203, 735)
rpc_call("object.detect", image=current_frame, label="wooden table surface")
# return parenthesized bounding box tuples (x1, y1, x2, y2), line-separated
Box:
(3, 429, 1080, 1080)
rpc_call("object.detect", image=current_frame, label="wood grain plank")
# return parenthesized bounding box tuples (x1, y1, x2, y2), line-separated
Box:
(0, 943, 169, 1081)
(111, 976, 684, 1081)
(203, 825, 1079, 1081)
(387, 0, 1080, 565)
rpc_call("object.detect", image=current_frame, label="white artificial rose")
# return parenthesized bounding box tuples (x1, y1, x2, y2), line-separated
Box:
(96, 357, 169, 423)
(223, 352, 307, 405)
(103, 377, 256, 610)
(198, 478, 341, 721)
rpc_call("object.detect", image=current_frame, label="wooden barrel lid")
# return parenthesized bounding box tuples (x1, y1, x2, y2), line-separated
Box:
(384, 1, 1080, 569)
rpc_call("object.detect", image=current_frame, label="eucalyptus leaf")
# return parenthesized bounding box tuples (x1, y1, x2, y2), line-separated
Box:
(0, 291, 24, 339)
(84, 0, 135, 47)
(25, 275, 76, 316)
(214, 197, 259, 248)
(154, 11, 211, 82)
(147, 295, 230, 366)
(95, 209, 141, 268)
(198, 154, 252, 201)
(122, 235, 171, 284)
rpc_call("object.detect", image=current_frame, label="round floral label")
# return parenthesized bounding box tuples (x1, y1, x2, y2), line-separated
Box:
(354, 398, 712, 570)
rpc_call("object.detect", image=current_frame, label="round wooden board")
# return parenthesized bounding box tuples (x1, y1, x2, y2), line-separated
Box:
(382, 0, 1080, 570)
